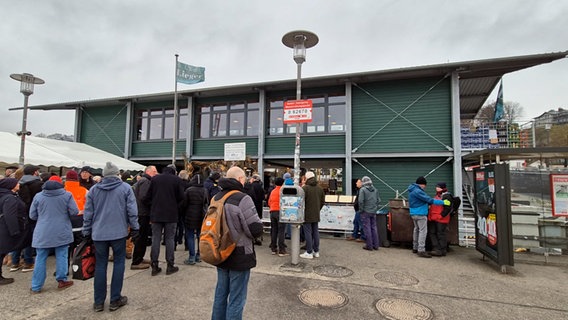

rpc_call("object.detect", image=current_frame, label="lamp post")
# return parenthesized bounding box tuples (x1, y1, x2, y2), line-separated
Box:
(10, 73, 45, 166)
(282, 30, 318, 265)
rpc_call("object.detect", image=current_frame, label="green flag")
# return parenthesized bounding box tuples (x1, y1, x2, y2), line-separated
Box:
(176, 62, 205, 84)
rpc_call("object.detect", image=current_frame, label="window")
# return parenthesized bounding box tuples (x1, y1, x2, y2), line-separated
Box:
(135, 106, 187, 141)
(196, 100, 260, 138)
(267, 93, 346, 136)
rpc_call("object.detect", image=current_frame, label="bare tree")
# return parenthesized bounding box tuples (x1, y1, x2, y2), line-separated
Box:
(474, 101, 524, 124)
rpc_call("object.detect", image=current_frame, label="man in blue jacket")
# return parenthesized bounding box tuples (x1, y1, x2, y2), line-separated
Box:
(408, 176, 449, 258)
(83, 162, 139, 312)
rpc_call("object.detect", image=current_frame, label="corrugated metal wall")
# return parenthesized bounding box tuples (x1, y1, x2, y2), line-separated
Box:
(80, 105, 126, 156)
(265, 135, 345, 155)
(193, 138, 259, 157)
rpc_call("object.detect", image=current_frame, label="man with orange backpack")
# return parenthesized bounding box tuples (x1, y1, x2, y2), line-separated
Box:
(210, 166, 263, 320)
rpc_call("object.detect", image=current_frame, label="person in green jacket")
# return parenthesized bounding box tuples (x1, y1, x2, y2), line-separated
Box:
(300, 172, 325, 259)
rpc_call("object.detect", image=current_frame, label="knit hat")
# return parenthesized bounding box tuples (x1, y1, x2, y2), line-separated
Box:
(80, 166, 92, 174)
(416, 176, 427, 185)
(252, 174, 261, 181)
(361, 176, 372, 186)
(436, 182, 447, 189)
(66, 170, 79, 181)
(305, 171, 315, 180)
(49, 176, 63, 184)
(283, 172, 291, 180)
(23, 165, 40, 175)
(102, 162, 120, 177)
(0, 178, 19, 190)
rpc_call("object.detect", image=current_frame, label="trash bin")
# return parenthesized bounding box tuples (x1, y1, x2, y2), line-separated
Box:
(388, 199, 414, 243)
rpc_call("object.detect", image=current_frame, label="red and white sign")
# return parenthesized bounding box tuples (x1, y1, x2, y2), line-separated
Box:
(283, 100, 313, 124)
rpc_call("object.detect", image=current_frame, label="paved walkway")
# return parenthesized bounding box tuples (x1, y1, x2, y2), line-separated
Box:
(1, 235, 567, 319)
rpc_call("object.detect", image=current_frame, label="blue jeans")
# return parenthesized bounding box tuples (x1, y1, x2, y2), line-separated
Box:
(351, 211, 365, 239)
(11, 246, 34, 265)
(93, 238, 126, 305)
(31, 245, 69, 291)
(212, 268, 250, 320)
(303, 222, 320, 254)
(185, 227, 200, 259)
(361, 212, 379, 249)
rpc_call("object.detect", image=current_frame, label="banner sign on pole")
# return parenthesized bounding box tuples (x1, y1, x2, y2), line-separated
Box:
(550, 174, 568, 217)
(224, 142, 246, 161)
(283, 100, 313, 124)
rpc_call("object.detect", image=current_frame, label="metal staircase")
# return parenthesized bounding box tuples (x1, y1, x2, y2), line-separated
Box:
(459, 184, 476, 247)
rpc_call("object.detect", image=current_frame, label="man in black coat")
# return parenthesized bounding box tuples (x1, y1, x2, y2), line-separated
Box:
(180, 174, 208, 265)
(143, 165, 184, 276)
(131, 165, 158, 270)
(245, 174, 265, 246)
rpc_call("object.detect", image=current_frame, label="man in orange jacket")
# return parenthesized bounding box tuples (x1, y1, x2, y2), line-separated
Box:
(268, 177, 288, 256)
(64, 170, 88, 262)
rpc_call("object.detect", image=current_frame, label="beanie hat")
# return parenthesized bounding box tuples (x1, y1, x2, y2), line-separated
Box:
(66, 170, 79, 181)
(80, 166, 92, 174)
(305, 171, 315, 180)
(361, 176, 372, 186)
(252, 174, 261, 181)
(284, 178, 294, 186)
(23, 165, 40, 175)
(103, 162, 120, 177)
(283, 172, 291, 180)
(436, 182, 447, 189)
(0, 178, 19, 190)
(416, 176, 427, 185)
(49, 176, 63, 184)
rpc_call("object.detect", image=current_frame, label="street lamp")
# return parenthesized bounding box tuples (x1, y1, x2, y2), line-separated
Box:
(282, 30, 318, 265)
(10, 73, 45, 165)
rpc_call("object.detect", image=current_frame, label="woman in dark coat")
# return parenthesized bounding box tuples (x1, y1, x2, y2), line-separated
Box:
(0, 178, 27, 285)
(180, 174, 208, 265)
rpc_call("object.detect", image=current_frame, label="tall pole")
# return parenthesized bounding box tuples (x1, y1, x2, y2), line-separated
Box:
(293, 62, 302, 186)
(172, 54, 179, 165)
(18, 94, 30, 166)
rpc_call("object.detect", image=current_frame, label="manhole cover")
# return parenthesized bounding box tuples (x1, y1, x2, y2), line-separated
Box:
(313, 265, 354, 278)
(298, 288, 349, 309)
(376, 298, 433, 320)
(374, 271, 419, 286)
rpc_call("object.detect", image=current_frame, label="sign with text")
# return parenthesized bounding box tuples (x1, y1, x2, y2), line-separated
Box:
(224, 142, 246, 161)
(283, 100, 313, 124)
(550, 174, 568, 216)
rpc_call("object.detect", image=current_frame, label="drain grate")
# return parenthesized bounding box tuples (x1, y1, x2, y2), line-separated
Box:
(376, 298, 433, 320)
(374, 271, 419, 286)
(298, 288, 349, 309)
(313, 265, 354, 278)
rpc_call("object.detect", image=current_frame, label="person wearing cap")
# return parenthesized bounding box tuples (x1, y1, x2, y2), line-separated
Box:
(428, 182, 452, 257)
(0, 178, 26, 285)
(358, 176, 381, 251)
(29, 175, 78, 293)
(64, 170, 88, 263)
(79, 166, 96, 190)
(204, 172, 222, 202)
(300, 171, 325, 259)
(11, 164, 43, 273)
(83, 162, 140, 312)
(408, 176, 450, 258)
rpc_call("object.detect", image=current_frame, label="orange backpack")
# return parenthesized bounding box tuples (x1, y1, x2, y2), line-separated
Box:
(199, 190, 240, 265)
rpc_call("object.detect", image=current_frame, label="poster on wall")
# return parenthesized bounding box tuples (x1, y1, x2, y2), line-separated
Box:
(550, 174, 568, 217)
(473, 164, 514, 267)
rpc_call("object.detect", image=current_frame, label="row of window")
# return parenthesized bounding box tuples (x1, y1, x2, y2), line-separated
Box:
(134, 93, 346, 141)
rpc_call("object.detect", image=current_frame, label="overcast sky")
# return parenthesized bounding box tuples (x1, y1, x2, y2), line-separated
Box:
(1, 0, 567, 136)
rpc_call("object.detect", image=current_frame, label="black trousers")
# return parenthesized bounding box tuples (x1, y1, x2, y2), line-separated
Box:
(269, 211, 286, 252)
(428, 221, 448, 253)
(132, 215, 151, 265)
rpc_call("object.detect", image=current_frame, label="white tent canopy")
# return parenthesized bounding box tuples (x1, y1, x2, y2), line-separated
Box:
(0, 132, 145, 171)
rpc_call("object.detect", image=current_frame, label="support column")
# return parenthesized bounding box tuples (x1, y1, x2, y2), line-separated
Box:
(451, 72, 463, 202)
(345, 81, 353, 195)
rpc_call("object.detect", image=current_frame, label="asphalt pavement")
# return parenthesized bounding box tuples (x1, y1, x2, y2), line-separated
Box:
(1, 233, 567, 320)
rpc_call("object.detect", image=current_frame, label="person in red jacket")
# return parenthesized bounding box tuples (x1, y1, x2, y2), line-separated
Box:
(427, 182, 451, 256)
(268, 177, 287, 256)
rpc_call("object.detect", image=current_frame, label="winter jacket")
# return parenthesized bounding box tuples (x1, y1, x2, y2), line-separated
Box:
(132, 174, 152, 217)
(302, 177, 325, 223)
(268, 185, 281, 212)
(82, 176, 139, 241)
(204, 177, 221, 201)
(65, 180, 88, 229)
(358, 185, 380, 214)
(30, 181, 78, 248)
(143, 166, 184, 223)
(353, 188, 360, 212)
(18, 174, 43, 215)
(245, 180, 265, 218)
(79, 177, 96, 190)
(408, 183, 445, 216)
(216, 177, 263, 271)
(0, 188, 27, 254)
(428, 192, 452, 224)
(181, 175, 208, 230)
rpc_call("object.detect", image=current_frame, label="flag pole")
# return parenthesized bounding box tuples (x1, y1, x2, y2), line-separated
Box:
(172, 54, 179, 165)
